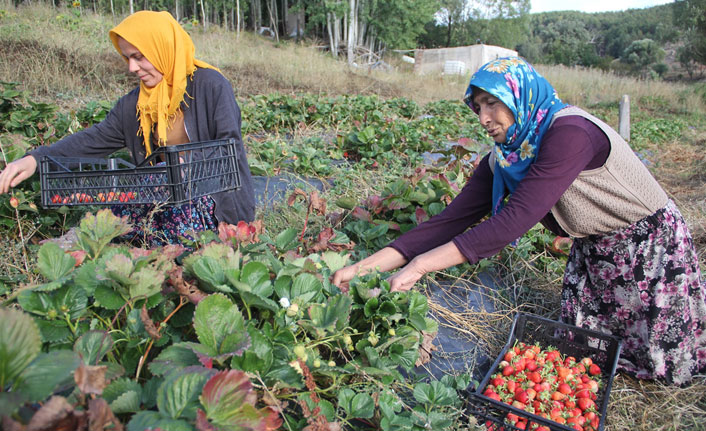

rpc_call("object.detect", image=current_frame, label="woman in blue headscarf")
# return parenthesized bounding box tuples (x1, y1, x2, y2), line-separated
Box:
(333, 57, 706, 386)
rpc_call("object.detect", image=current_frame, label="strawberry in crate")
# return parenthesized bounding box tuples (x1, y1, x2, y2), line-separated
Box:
(481, 341, 603, 431)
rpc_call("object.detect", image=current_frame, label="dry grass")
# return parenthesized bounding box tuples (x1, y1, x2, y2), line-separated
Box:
(538, 64, 706, 114)
(608, 375, 706, 431)
(644, 131, 706, 263)
(8, 3, 705, 112)
(0, 4, 129, 103)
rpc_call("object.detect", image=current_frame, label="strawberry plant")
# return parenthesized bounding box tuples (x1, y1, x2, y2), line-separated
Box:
(339, 164, 473, 257)
(2, 209, 470, 430)
(0, 82, 114, 240)
(242, 94, 422, 134)
(0, 307, 84, 417)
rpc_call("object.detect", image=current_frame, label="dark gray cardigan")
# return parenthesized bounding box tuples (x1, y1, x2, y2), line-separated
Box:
(30, 68, 255, 224)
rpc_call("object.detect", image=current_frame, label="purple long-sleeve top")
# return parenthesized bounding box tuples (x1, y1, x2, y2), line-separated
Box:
(389, 115, 611, 264)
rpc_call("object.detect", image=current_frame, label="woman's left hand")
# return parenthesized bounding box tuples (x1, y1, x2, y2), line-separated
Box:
(388, 259, 428, 292)
(386, 242, 467, 292)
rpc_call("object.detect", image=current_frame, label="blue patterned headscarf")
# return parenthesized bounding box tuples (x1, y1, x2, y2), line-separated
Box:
(464, 57, 568, 215)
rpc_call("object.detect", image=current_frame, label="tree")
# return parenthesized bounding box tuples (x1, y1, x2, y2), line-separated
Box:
(420, 0, 529, 48)
(365, 0, 439, 50)
(674, 0, 706, 66)
(437, 0, 469, 46)
(472, 15, 528, 49)
(470, 0, 528, 20)
(539, 19, 592, 66)
(621, 38, 665, 77)
(652, 62, 669, 78)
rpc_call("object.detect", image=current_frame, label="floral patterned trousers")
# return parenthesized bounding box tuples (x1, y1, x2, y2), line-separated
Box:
(111, 195, 217, 247)
(562, 200, 706, 386)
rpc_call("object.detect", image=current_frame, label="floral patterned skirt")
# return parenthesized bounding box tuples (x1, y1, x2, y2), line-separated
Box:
(111, 195, 217, 247)
(561, 200, 706, 386)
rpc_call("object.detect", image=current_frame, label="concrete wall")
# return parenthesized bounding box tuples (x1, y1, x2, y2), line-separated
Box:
(413, 44, 518, 75)
(285, 8, 305, 38)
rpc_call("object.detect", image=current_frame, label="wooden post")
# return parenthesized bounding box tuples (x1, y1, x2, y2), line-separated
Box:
(619, 94, 630, 142)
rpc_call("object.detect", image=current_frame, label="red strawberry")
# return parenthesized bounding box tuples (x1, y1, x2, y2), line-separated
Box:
(558, 382, 572, 395)
(514, 390, 529, 404)
(551, 391, 565, 401)
(577, 397, 595, 412)
(575, 389, 591, 399)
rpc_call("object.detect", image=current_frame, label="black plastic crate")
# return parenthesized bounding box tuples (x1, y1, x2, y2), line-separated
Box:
(467, 313, 622, 431)
(39, 139, 240, 207)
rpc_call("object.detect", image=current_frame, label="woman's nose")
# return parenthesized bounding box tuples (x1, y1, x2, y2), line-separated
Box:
(128, 58, 140, 73)
(479, 108, 491, 125)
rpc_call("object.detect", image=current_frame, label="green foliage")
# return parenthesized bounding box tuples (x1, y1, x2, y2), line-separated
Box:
(74, 330, 113, 365)
(18, 282, 89, 321)
(362, 0, 438, 49)
(652, 62, 669, 77)
(674, 0, 706, 67)
(0, 307, 82, 417)
(0, 307, 41, 389)
(0, 81, 107, 238)
(157, 369, 211, 420)
(631, 117, 688, 148)
(338, 388, 375, 419)
(103, 378, 144, 414)
(11, 350, 81, 406)
(307, 293, 352, 335)
(500, 225, 568, 278)
(37, 242, 76, 282)
(192, 294, 250, 362)
(200, 370, 280, 429)
(127, 411, 192, 431)
(342, 162, 474, 255)
(76, 209, 133, 260)
(621, 38, 665, 76)
(242, 93, 421, 134)
(0, 82, 58, 145)
(423, 4, 681, 75)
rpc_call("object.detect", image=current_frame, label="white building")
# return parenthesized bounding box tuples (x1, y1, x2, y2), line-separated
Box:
(413, 44, 518, 75)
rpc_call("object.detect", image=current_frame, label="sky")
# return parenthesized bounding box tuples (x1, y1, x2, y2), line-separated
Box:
(530, 0, 673, 14)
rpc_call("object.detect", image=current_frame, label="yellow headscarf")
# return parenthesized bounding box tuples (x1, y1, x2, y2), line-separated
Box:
(109, 11, 218, 156)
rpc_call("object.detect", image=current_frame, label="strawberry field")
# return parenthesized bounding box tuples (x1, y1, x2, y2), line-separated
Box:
(1, 75, 704, 431)
(0, 82, 514, 430)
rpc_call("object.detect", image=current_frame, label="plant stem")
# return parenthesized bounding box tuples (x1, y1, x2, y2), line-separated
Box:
(242, 299, 252, 320)
(135, 295, 188, 381)
(1, 284, 34, 306)
(0, 144, 30, 273)
(299, 208, 310, 241)
(64, 313, 78, 335)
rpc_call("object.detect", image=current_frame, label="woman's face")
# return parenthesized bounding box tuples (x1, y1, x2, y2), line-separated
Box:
(471, 89, 515, 144)
(117, 37, 163, 88)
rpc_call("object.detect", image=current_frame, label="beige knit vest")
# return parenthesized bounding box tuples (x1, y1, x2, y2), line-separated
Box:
(489, 106, 668, 238)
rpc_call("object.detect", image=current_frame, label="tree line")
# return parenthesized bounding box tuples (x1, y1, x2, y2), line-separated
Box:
(21, 0, 706, 78)
(424, 1, 705, 79)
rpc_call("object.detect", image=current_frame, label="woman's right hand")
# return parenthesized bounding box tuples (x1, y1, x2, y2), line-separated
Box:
(330, 247, 408, 290)
(331, 264, 360, 291)
(0, 156, 37, 194)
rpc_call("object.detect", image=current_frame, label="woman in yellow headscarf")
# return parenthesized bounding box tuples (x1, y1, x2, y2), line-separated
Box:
(0, 11, 255, 245)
